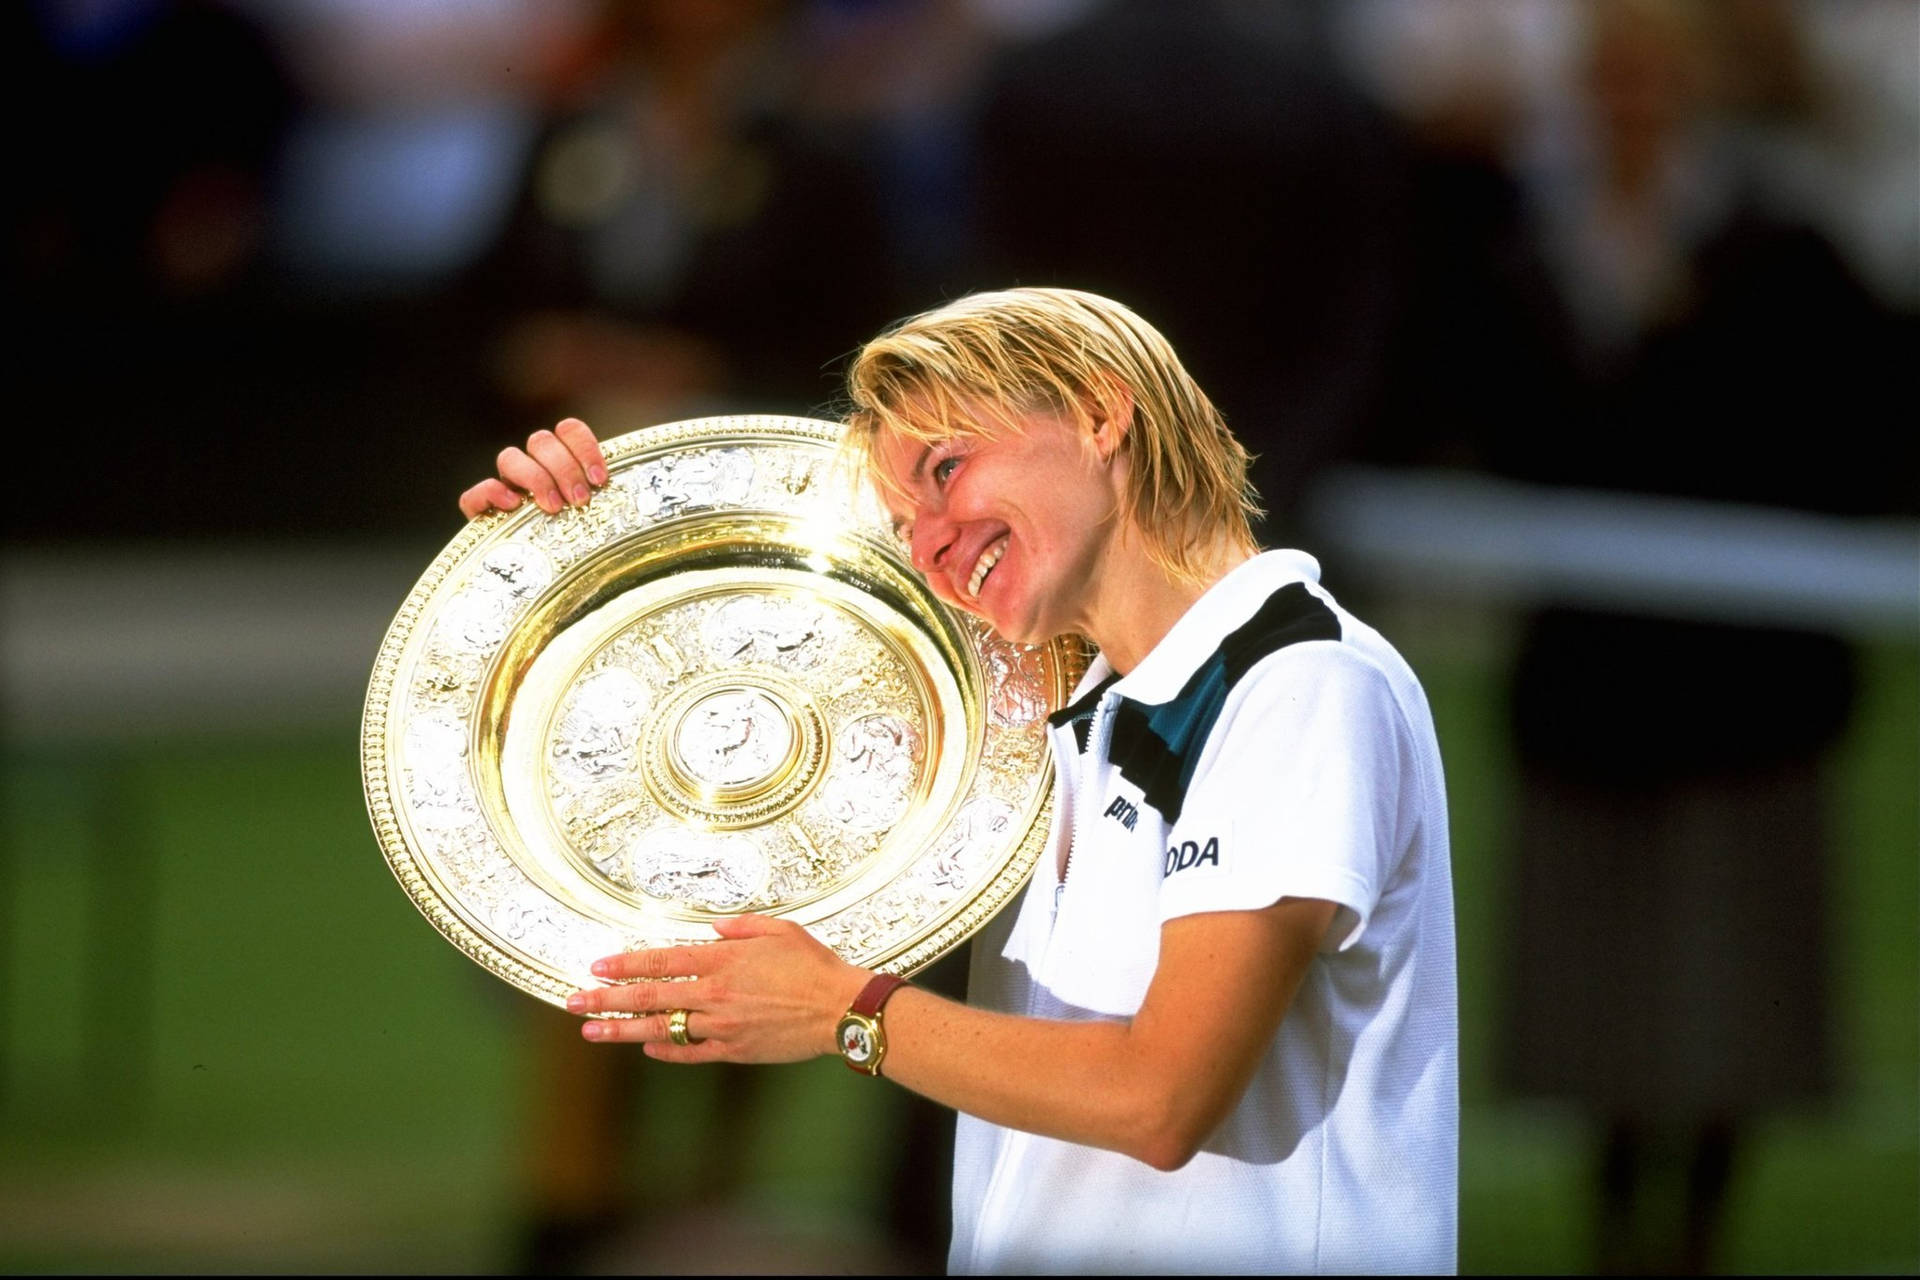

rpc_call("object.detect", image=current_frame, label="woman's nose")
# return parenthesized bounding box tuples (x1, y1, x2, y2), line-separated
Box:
(909, 512, 953, 576)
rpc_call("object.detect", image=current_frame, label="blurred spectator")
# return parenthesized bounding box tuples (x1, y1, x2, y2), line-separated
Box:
(457, 0, 906, 432)
(1729, 0, 1919, 311)
(1344, 2, 1912, 1273)
(783, 0, 995, 305)
(258, 0, 585, 292)
(6, 0, 919, 542)
(953, 0, 1414, 541)
(9, 0, 291, 300)
(5, 0, 555, 541)
(1329, 0, 1589, 476)
(6, 0, 301, 540)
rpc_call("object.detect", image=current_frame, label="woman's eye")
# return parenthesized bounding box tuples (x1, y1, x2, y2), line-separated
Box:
(933, 456, 961, 483)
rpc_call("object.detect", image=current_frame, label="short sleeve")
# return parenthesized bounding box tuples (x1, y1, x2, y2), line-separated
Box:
(1155, 644, 1408, 951)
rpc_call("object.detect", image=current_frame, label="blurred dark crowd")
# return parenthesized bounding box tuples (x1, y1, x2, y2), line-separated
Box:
(10, 0, 1913, 545)
(9, 1, 1912, 1274)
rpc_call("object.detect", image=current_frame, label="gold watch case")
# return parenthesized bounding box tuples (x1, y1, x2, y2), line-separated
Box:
(361, 415, 1084, 1007)
(836, 1010, 887, 1075)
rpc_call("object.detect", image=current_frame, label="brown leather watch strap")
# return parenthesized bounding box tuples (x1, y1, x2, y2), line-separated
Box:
(851, 972, 908, 1018)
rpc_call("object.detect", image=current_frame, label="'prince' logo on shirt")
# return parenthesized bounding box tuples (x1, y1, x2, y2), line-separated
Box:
(1163, 836, 1220, 877)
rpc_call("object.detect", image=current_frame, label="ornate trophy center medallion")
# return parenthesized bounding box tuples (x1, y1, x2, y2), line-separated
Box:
(630, 661, 830, 836)
(362, 415, 1085, 1008)
(674, 689, 794, 789)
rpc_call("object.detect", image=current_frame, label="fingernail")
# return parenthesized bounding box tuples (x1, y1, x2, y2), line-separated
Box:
(566, 993, 585, 1013)
(590, 465, 608, 485)
(582, 1021, 604, 1040)
(540, 494, 560, 514)
(591, 959, 610, 976)
(571, 484, 589, 505)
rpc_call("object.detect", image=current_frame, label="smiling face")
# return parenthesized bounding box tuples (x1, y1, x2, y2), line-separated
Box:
(872, 405, 1129, 646)
(844, 287, 1261, 666)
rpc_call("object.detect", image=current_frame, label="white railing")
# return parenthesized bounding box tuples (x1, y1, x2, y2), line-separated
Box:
(1302, 467, 1918, 636)
(4, 473, 1915, 740)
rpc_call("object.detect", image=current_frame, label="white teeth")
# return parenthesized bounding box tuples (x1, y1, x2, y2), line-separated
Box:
(966, 537, 1008, 599)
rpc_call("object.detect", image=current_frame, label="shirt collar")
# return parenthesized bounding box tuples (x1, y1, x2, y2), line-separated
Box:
(1102, 549, 1323, 707)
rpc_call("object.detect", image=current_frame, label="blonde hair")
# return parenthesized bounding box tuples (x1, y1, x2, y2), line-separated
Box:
(843, 288, 1261, 585)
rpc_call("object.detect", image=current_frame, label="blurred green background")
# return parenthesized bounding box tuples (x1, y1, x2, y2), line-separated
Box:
(3, 601, 1913, 1273)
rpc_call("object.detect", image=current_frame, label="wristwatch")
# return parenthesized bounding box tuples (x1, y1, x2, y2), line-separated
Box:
(836, 973, 908, 1076)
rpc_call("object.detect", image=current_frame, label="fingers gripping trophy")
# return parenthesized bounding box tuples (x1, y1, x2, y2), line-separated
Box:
(362, 289, 1458, 1275)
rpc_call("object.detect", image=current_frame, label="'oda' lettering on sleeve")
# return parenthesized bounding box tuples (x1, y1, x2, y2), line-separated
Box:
(1163, 836, 1221, 878)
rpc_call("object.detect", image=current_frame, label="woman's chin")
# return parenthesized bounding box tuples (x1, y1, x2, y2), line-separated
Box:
(961, 575, 1045, 644)
(980, 608, 1047, 647)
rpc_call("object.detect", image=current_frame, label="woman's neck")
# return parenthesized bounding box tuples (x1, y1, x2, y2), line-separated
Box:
(1081, 539, 1256, 676)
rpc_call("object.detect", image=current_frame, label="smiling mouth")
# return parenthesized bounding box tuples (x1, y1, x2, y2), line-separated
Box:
(965, 536, 1008, 600)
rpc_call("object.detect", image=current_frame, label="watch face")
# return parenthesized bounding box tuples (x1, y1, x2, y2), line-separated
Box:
(839, 1017, 878, 1064)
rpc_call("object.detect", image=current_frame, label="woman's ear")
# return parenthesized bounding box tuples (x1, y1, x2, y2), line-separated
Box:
(1088, 381, 1134, 464)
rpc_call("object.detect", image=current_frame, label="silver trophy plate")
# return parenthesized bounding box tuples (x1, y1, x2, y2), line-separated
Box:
(361, 415, 1083, 1007)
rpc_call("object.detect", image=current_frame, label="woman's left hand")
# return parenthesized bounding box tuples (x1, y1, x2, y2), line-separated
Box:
(566, 914, 871, 1064)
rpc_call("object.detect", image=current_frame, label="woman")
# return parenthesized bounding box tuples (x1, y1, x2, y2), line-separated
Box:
(463, 288, 1457, 1274)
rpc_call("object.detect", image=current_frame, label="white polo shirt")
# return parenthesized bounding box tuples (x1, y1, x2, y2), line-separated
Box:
(949, 550, 1457, 1275)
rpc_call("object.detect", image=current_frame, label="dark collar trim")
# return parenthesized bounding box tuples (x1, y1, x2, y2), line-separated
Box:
(1045, 670, 1121, 730)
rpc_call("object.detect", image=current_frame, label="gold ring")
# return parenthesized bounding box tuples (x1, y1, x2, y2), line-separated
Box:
(667, 1008, 691, 1047)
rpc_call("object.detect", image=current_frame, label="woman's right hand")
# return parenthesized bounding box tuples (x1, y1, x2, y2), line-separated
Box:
(459, 418, 609, 519)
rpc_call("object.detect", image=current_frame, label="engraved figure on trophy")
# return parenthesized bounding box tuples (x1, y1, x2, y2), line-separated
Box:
(704, 594, 827, 669)
(546, 666, 657, 880)
(434, 583, 514, 654)
(432, 543, 558, 656)
(404, 711, 478, 831)
(625, 829, 771, 913)
(478, 543, 555, 602)
(982, 633, 1050, 728)
(818, 712, 920, 835)
(491, 895, 559, 943)
(550, 668, 651, 785)
(675, 689, 793, 790)
(624, 446, 754, 520)
(913, 797, 1016, 894)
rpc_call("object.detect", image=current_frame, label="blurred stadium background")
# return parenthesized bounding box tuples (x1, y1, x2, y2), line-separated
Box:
(3, 0, 1914, 1272)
